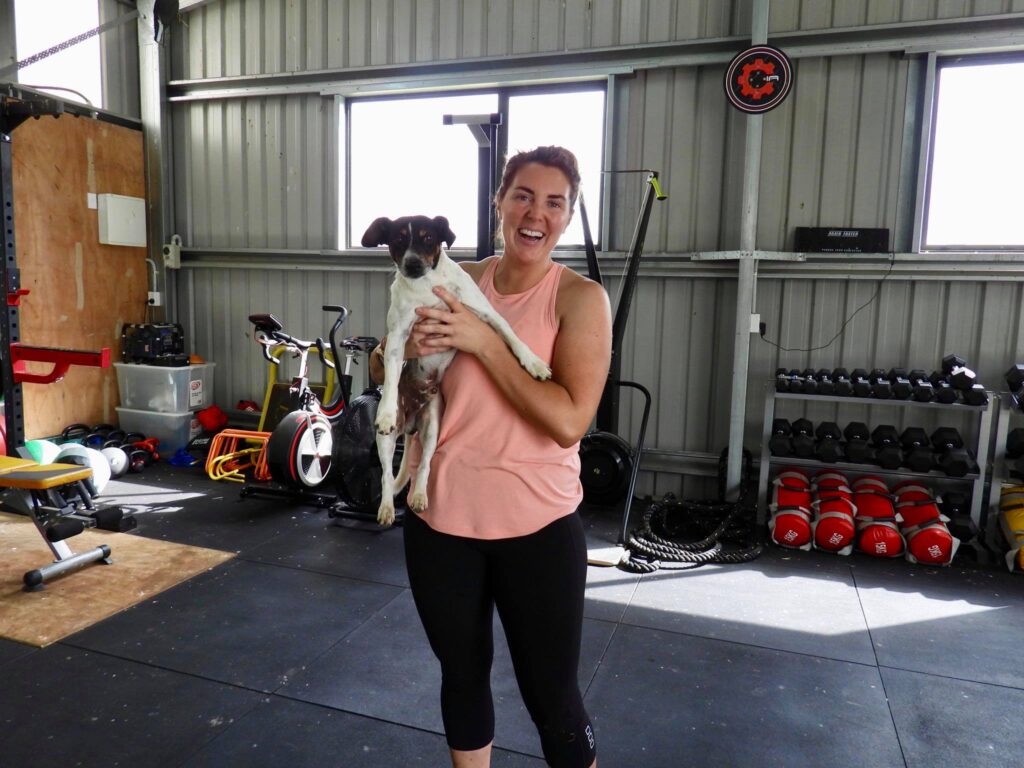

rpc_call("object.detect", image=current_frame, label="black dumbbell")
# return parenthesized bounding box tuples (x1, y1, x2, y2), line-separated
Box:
(815, 369, 836, 396)
(851, 368, 872, 397)
(784, 369, 804, 392)
(843, 422, 873, 463)
(832, 368, 854, 396)
(815, 422, 844, 463)
(931, 427, 976, 477)
(870, 369, 893, 399)
(939, 491, 977, 543)
(942, 353, 967, 378)
(929, 370, 959, 404)
(799, 368, 820, 395)
(942, 355, 988, 405)
(774, 367, 791, 392)
(900, 427, 934, 473)
(769, 419, 794, 456)
(1005, 428, 1024, 478)
(790, 418, 816, 458)
(1007, 428, 1024, 459)
(1006, 364, 1024, 410)
(871, 425, 902, 469)
(888, 368, 913, 399)
(908, 369, 934, 402)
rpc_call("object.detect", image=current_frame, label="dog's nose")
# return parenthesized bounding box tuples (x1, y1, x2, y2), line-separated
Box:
(402, 258, 426, 278)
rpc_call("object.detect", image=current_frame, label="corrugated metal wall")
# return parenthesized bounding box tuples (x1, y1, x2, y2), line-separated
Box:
(169, 0, 1024, 496)
(173, 0, 1024, 77)
(99, 0, 140, 118)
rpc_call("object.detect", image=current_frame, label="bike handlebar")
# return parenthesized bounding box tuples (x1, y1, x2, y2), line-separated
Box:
(248, 305, 350, 366)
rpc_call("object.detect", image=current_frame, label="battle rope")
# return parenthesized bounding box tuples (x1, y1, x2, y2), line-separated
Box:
(618, 448, 764, 573)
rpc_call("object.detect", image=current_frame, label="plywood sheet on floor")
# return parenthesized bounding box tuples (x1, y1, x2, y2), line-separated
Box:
(0, 512, 233, 647)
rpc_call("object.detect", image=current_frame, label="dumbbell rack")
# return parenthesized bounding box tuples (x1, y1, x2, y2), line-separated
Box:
(756, 383, 997, 530)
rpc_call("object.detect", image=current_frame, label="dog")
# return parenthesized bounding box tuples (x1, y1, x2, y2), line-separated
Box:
(362, 215, 552, 526)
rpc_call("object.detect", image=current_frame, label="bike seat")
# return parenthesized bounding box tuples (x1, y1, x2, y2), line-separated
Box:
(249, 313, 283, 334)
(342, 336, 380, 352)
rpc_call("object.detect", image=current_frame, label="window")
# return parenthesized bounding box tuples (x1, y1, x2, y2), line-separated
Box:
(14, 0, 103, 108)
(343, 85, 605, 250)
(923, 55, 1024, 250)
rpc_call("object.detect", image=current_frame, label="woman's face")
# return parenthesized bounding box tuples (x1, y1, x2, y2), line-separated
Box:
(496, 162, 573, 262)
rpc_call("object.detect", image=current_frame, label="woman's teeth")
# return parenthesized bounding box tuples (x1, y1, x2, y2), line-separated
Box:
(519, 228, 544, 241)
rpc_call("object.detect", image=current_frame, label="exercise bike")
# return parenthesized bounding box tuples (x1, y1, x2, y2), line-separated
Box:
(248, 306, 388, 514)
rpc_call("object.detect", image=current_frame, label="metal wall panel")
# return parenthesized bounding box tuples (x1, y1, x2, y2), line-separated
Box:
(175, 95, 334, 249)
(176, 0, 1024, 78)
(170, 1, 1024, 497)
(99, 0, 140, 119)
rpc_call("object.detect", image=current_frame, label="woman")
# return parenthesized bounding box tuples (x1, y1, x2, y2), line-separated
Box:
(371, 146, 610, 768)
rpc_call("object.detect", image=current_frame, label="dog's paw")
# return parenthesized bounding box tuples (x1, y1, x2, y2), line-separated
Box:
(375, 410, 397, 435)
(408, 489, 429, 512)
(377, 500, 396, 527)
(522, 354, 552, 381)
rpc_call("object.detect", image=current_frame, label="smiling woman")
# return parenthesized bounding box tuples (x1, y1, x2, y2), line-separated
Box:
(390, 145, 610, 768)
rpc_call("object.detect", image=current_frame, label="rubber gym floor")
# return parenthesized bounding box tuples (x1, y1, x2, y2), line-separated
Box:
(1, 462, 1022, 768)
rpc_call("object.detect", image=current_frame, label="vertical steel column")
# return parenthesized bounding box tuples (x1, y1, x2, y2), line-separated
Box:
(477, 131, 494, 260)
(137, 0, 169, 320)
(0, 131, 25, 453)
(443, 113, 502, 261)
(725, 0, 770, 500)
(912, 52, 938, 253)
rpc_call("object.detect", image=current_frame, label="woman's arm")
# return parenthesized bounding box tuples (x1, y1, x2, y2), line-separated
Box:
(415, 278, 611, 448)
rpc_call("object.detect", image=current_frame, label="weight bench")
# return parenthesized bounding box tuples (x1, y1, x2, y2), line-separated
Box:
(0, 455, 137, 591)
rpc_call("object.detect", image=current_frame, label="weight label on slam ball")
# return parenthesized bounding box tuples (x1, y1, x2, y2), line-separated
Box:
(724, 45, 793, 114)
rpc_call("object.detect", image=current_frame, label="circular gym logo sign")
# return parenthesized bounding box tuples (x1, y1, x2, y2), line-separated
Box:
(724, 45, 794, 114)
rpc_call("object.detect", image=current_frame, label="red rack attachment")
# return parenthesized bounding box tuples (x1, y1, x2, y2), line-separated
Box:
(9, 344, 111, 384)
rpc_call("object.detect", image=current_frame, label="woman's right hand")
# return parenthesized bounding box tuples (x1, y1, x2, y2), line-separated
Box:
(405, 317, 452, 358)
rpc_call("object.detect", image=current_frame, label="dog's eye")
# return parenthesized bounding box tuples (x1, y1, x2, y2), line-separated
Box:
(422, 234, 434, 244)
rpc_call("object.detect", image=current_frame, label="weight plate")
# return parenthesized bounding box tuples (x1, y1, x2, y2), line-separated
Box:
(579, 431, 633, 506)
(724, 45, 793, 114)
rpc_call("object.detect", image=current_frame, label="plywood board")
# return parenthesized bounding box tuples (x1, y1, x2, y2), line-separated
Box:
(10, 115, 148, 438)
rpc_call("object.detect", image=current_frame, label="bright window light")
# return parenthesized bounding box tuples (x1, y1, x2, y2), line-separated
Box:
(346, 86, 607, 250)
(349, 93, 499, 250)
(14, 0, 102, 108)
(506, 90, 605, 246)
(924, 59, 1024, 249)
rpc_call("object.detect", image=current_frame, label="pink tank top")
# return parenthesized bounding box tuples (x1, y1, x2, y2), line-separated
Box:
(411, 257, 582, 539)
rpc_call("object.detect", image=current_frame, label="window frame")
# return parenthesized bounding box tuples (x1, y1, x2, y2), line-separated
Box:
(339, 80, 608, 252)
(917, 50, 1024, 253)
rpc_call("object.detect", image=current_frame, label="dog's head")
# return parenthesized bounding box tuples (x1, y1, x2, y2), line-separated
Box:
(361, 216, 456, 279)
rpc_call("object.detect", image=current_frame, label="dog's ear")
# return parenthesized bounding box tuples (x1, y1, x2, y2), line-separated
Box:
(361, 217, 393, 247)
(432, 216, 456, 248)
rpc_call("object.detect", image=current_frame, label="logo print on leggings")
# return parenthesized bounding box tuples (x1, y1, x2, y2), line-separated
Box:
(585, 725, 595, 749)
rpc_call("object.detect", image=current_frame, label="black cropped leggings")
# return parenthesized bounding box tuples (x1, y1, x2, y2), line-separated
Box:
(404, 510, 596, 768)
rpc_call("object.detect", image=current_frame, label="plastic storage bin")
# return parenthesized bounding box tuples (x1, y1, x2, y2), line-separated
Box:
(115, 362, 216, 413)
(115, 407, 202, 454)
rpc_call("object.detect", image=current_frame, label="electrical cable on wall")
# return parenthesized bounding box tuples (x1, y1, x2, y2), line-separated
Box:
(757, 251, 897, 353)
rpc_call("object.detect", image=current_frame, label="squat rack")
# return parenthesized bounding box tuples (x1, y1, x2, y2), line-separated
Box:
(0, 85, 132, 454)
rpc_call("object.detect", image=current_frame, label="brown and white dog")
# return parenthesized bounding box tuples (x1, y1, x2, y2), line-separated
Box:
(362, 215, 551, 526)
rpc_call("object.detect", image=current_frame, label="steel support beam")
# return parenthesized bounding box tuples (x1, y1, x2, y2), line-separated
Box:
(137, 0, 172, 321)
(724, 0, 769, 501)
(166, 14, 1024, 102)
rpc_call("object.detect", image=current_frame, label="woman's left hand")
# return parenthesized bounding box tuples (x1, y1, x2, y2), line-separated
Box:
(415, 286, 499, 358)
